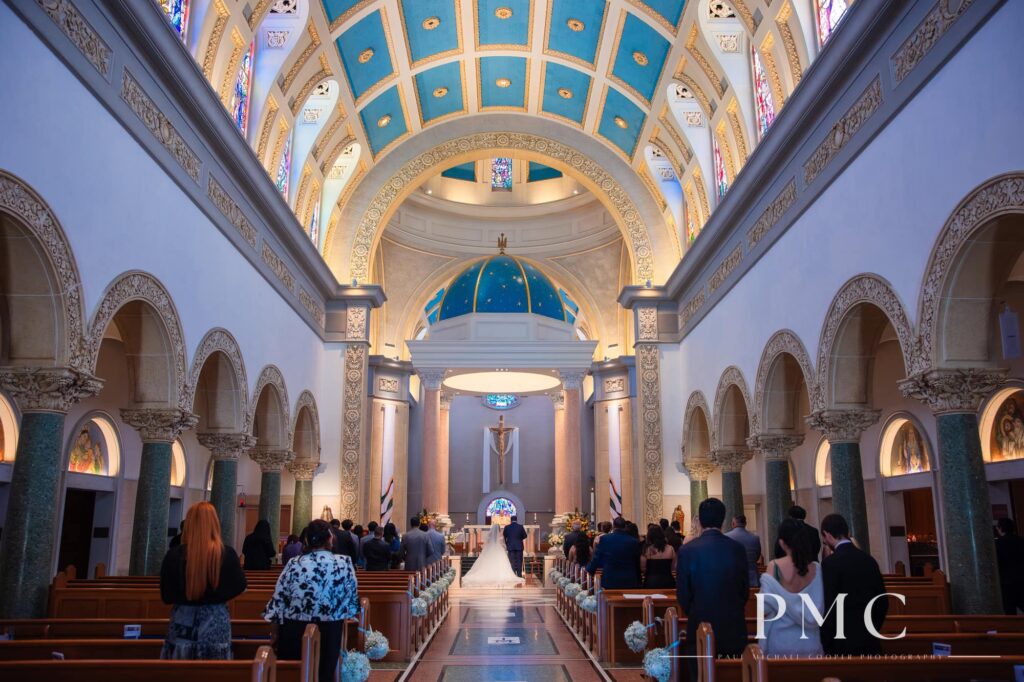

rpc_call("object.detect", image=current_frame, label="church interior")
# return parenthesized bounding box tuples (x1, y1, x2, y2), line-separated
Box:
(1, 0, 1023, 679)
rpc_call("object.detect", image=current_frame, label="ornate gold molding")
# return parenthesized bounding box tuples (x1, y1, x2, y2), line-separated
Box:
(715, 122, 737, 185)
(747, 179, 797, 249)
(299, 287, 326, 327)
(201, 0, 229, 81)
(256, 96, 279, 166)
(341, 343, 368, 519)
(686, 27, 726, 98)
(803, 77, 882, 185)
(692, 167, 711, 225)
(760, 34, 787, 109)
(726, 100, 748, 164)
(291, 55, 332, 116)
(220, 29, 246, 107)
(776, 2, 803, 87)
(121, 70, 200, 183)
(708, 243, 743, 294)
(281, 25, 321, 93)
(37, 0, 111, 77)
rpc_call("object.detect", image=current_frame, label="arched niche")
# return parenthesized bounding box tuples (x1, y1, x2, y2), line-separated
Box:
(249, 366, 290, 448)
(814, 437, 831, 487)
(979, 384, 1024, 463)
(0, 391, 19, 462)
(65, 413, 121, 479)
(755, 330, 814, 434)
(171, 439, 188, 488)
(476, 489, 526, 525)
(878, 413, 933, 478)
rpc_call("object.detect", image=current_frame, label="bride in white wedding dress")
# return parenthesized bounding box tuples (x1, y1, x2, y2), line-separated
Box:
(461, 524, 526, 588)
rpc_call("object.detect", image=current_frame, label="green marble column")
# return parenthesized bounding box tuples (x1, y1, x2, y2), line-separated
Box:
(292, 479, 313, 536)
(129, 441, 173, 576)
(0, 412, 68, 617)
(829, 441, 871, 556)
(764, 459, 792, 545)
(689, 479, 708, 522)
(934, 412, 1001, 613)
(210, 458, 238, 543)
(259, 470, 282, 550)
(721, 471, 743, 527)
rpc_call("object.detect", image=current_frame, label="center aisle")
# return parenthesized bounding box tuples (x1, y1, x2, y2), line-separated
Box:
(400, 583, 611, 681)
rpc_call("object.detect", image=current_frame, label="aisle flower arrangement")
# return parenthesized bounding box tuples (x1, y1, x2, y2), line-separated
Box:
(624, 620, 649, 653)
(363, 629, 389, 661)
(643, 647, 671, 681)
(341, 650, 371, 682)
(411, 597, 427, 617)
(564, 582, 581, 598)
(581, 595, 598, 613)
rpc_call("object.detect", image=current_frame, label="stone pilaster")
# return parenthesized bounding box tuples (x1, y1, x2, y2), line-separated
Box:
(805, 408, 879, 554)
(287, 459, 318, 537)
(122, 408, 198, 576)
(250, 448, 294, 549)
(418, 369, 446, 514)
(899, 368, 1005, 614)
(558, 370, 586, 514)
(635, 344, 664, 527)
(0, 367, 102, 617)
(711, 448, 752, 527)
(748, 433, 804, 547)
(198, 432, 256, 546)
(683, 458, 717, 525)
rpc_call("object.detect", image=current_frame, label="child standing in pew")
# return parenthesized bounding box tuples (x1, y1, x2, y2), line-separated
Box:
(264, 519, 360, 682)
(159, 501, 248, 659)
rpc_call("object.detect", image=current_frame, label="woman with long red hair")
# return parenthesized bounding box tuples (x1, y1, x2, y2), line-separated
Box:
(160, 501, 247, 659)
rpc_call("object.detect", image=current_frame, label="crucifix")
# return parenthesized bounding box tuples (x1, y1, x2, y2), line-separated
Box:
(489, 415, 514, 485)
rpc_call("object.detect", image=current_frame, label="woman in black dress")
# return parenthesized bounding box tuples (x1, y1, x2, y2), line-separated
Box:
(641, 525, 676, 588)
(242, 519, 276, 569)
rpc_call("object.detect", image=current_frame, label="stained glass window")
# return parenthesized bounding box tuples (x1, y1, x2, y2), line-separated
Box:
(751, 47, 776, 141)
(484, 394, 520, 410)
(307, 193, 321, 245)
(230, 41, 255, 135)
(158, 0, 189, 38)
(276, 136, 292, 198)
(815, 0, 849, 46)
(712, 134, 728, 202)
(686, 202, 698, 243)
(491, 157, 513, 192)
(486, 497, 517, 519)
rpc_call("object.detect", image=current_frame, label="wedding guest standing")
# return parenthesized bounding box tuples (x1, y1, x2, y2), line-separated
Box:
(563, 521, 583, 559)
(758, 518, 824, 656)
(242, 519, 276, 569)
(281, 534, 303, 564)
(995, 518, 1024, 614)
(363, 525, 393, 571)
(503, 515, 528, 577)
(586, 517, 640, 588)
(641, 525, 676, 589)
(384, 522, 402, 568)
(774, 506, 821, 560)
(265, 520, 359, 682)
(160, 502, 247, 659)
(401, 516, 435, 570)
(820, 513, 888, 655)
(726, 514, 763, 587)
(329, 519, 358, 564)
(427, 519, 447, 564)
(568, 533, 591, 567)
(359, 522, 379, 567)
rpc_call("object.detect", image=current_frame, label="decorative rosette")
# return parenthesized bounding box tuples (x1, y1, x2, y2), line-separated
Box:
(624, 620, 649, 653)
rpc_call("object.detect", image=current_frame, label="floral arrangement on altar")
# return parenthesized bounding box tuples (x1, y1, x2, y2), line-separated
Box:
(417, 508, 439, 526)
(546, 532, 564, 547)
(562, 510, 591, 534)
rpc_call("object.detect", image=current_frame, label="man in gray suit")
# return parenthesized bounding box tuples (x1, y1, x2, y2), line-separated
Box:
(725, 514, 763, 587)
(427, 519, 446, 564)
(401, 516, 435, 571)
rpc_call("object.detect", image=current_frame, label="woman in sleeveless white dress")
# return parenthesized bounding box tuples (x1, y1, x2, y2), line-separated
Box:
(462, 524, 526, 588)
(758, 518, 824, 657)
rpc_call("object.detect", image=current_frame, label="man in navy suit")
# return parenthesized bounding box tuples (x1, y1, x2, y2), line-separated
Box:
(676, 498, 749, 678)
(586, 516, 641, 588)
(503, 515, 528, 577)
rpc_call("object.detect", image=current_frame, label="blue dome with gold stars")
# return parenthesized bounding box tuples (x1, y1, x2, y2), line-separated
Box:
(438, 255, 568, 322)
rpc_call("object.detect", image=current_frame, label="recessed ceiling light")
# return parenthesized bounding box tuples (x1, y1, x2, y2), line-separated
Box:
(614, 116, 628, 129)
(633, 50, 649, 66)
(496, 77, 512, 88)
(567, 18, 585, 32)
(422, 16, 440, 30)
(377, 114, 392, 128)
(558, 87, 573, 99)
(495, 6, 513, 19)
(358, 47, 374, 64)
(433, 86, 449, 98)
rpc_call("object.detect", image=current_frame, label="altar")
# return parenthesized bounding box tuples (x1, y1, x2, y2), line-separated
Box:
(461, 524, 541, 555)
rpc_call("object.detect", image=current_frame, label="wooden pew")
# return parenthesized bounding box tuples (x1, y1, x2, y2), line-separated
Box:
(596, 590, 676, 663)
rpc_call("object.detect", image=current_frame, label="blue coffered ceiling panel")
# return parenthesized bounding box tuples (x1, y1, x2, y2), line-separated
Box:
(415, 61, 466, 124)
(540, 61, 591, 125)
(598, 86, 646, 157)
(476, 0, 532, 49)
(610, 11, 670, 103)
(321, 0, 366, 26)
(639, 0, 686, 28)
(359, 85, 408, 156)
(478, 56, 528, 109)
(546, 0, 608, 67)
(336, 10, 395, 101)
(399, 0, 461, 65)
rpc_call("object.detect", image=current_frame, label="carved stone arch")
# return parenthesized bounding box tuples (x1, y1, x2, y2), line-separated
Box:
(813, 273, 917, 411)
(187, 327, 248, 430)
(914, 173, 1024, 375)
(291, 389, 321, 461)
(683, 390, 713, 460)
(0, 169, 90, 370)
(87, 271, 189, 409)
(712, 366, 755, 448)
(754, 329, 815, 431)
(246, 365, 291, 444)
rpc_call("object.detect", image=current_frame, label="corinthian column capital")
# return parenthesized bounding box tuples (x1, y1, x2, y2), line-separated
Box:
(898, 367, 1007, 414)
(747, 433, 805, 460)
(121, 408, 198, 443)
(560, 370, 586, 391)
(287, 458, 318, 481)
(417, 368, 445, 391)
(683, 457, 717, 482)
(711, 448, 753, 473)
(198, 432, 257, 461)
(805, 408, 880, 443)
(0, 366, 103, 413)
(249, 447, 295, 472)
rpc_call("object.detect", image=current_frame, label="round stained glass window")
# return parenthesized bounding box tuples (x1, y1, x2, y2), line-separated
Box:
(483, 394, 520, 410)
(486, 497, 517, 519)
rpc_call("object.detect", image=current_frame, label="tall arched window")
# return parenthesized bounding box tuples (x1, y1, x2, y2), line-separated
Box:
(158, 0, 189, 39)
(307, 191, 321, 245)
(816, 0, 849, 46)
(275, 136, 292, 199)
(231, 41, 256, 135)
(751, 47, 776, 140)
(712, 134, 729, 202)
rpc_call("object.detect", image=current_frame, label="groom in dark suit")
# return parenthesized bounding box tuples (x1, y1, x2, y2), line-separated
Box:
(503, 516, 528, 577)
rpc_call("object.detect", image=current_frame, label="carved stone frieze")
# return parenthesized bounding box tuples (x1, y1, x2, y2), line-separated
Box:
(804, 77, 882, 186)
(122, 407, 198, 443)
(201, 0, 229, 80)
(37, 0, 111, 77)
(346, 306, 368, 340)
(377, 376, 399, 393)
(261, 242, 296, 291)
(188, 328, 247, 414)
(197, 432, 257, 461)
(341, 344, 367, 518)
(249, 447, 295, 472)
(349, 133, 656, 283)
(637, 307, 659, 341)
(0, 366, 102, 413)
(684, 391, 712, 438)
(299, 288, 326, 327)
(287, 458, 318, 481)
(714, 33, 741, 52)
(892, 0, 976, 83)
(747, 180, 797, 249)
(247, 365, 290, 434)
(898, 368, 1007, 415)
(683, 457, 717, 481)
(805, 408, 880, 443)
(417, 369, 445, 391)
(636, 344, 664, 525)
(208, 175, 258, 248)
(88, 271, 190, 410)
(753, 329, 815, 429)
(711, 448, 753, 472)
(747, 433, 805, 460)
(713, 365, 756, 440)
(686, 27, 726, 98)
(121, 70, 201, 183)
(708, 244, 743, 294)
(604, 377, 626, 393)
(679, 287, 707, 330)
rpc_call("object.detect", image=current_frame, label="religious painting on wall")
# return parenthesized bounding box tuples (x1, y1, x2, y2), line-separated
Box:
(990, 391, 1024, 461)
(68, 422, 106, 475)
(889, 421, 931, 475)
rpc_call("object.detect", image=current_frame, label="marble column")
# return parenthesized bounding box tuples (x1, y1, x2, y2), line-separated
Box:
(558, 371, 585, 513)
(900, 368, 1006, 614)
(683, 459, 716, 525)
(712, 449, 753, 527)
(0, 367, 102, 618)
(748, 433, 805, 546)
(438, 392, 451, 515)
(198, 432, 256, 547)
(250, 448, 294, 550)
(805, 408, 880, 555)
(418, 369, 445, 514)
(122, 408, 199, 576)
(551, 391, 567, 512)
(287, 459, 318, 537)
